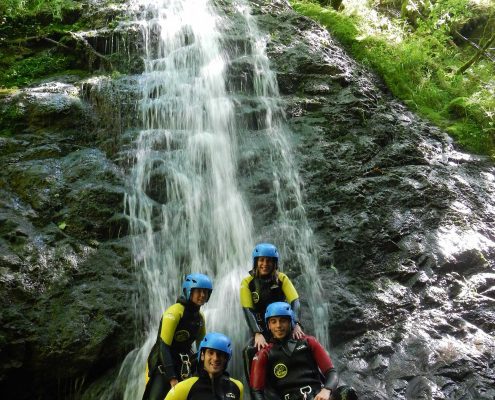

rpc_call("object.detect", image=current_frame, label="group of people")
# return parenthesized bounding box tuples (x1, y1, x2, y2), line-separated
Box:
(142, 243, 358, 400)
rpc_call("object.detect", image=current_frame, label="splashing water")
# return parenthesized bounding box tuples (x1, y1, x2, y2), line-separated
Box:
(234, 1, 330, 349)
(109, 0, 329, 398)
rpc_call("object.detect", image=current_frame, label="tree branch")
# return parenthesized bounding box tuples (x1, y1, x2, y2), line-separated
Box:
(457, 32, 495, 75)
(453, 30, 495, 63)
(69, 32, 113, 70)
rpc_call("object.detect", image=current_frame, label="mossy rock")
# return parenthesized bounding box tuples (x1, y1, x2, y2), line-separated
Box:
(445, 97, 469, 118)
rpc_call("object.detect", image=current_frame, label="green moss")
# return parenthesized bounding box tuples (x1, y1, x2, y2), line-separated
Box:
(291, 0, 495, 157)
(0, 0, 80, 20)
(0, 52, 74, 87)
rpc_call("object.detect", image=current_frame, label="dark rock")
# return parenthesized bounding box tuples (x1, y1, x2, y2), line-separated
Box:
(1, 0, 495, 399)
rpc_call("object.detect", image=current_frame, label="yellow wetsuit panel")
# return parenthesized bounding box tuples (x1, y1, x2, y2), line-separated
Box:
(231, 378, 244, 400)
(160, 303, 185, 346)
(278, 272, 299, 304)
(240, 275, 255, 308)
(164, 377, 198, 400)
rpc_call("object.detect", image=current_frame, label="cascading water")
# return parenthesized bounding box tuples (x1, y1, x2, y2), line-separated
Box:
(116, 0, 253, 397)
(235, 2, 330, 350)
(110, 0, 329, 398)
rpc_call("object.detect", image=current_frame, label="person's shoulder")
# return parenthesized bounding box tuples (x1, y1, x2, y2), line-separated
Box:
(277, 271, 290, 280)
(302, 334, 323, 346)
(229, 377, 244, 391)
(166, 377, 199, 398)
(164, 302, 185, 318)
(254, 343, 274, 359)
(241, 274, 254, 285)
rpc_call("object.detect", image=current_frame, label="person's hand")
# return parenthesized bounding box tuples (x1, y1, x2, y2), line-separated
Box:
(314, 388, 332, 400)
(292, 323, 304, 339)
(254, 332, 268, 350)
(169, 378, 179, 388)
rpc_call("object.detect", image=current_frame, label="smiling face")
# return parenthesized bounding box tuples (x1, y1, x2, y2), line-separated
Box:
(256, 256, 276, 276)
(268, 316, 291, 340)
(201, 348, 228, 377)
(190, 288, 209, 306)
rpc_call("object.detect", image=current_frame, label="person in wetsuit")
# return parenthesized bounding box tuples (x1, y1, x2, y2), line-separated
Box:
(142, 273, 213, 400)
(165, 332, 244, 400)
(240, 243, 304, 383)
(250, 302, 358, 400)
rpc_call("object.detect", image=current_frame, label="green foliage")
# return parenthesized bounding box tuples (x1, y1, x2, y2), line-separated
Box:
(0, 0, 78, 20)
(291, 0, 495, 157)
(0, 51, 73, 87)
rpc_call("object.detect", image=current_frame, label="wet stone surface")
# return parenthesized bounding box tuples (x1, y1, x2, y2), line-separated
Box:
(248, 1, 495, 399)
(1, 0, 494, 399)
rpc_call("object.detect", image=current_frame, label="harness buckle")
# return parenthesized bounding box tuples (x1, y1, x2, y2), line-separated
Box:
(283, 386, 312, 400)
(300, 386, 312, 400)
(179, 353, 191, 379)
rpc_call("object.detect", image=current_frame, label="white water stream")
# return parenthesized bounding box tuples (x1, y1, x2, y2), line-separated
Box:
(110, 0, 329, 398)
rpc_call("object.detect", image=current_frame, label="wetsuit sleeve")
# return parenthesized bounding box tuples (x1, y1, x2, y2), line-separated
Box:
(240, 276, 254, 308)
(242, 307, 262, 335)
(230, 378, 244, 400)
(159, 304, 184, 380)
(290, 298, 301, 324)
(323, 368, 339, 393)
(195, 312, 207, 348)
(240, 275, 262, 334)
(250, 347, 269, 392)
(304, 337, 339, 395)
(160, 304, 183, 345)
(306, 335, 334, 373)
(164, 377, 198, 400)
(278, 272, 299, 304)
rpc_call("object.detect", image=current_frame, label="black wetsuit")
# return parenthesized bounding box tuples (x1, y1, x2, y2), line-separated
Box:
(143, 298, 206, 400)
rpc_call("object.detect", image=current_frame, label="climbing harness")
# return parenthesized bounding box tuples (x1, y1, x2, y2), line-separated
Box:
(179, 353, 191, 379)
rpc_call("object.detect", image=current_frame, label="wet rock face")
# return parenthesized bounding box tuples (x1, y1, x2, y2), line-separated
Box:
(247, 1, 495, 399)
(1, 0, 494, 399)
(0, 73, 136, 397)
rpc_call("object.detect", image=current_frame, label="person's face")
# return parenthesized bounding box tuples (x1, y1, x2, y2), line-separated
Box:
(201, 348, 228, 377)
(190, 288, 209, 306)
(256, 256, 276, 276)
(268, 316, 291, 339)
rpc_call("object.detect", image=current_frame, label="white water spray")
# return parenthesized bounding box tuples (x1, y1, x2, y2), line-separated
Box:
(110, 0, 329, 398)
(117, 0, 253, 397)
(234, 1, 330, 349)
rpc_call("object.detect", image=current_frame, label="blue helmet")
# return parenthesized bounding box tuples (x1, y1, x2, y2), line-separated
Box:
(198, 332, 232, 366)
(182, 273, 213, 301)
(265, 301, 295, 328)
(252, 243, 279, 268)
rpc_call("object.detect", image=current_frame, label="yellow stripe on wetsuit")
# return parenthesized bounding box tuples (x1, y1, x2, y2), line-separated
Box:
(164, 377, 244, 400)
(164, 377, 198, 399)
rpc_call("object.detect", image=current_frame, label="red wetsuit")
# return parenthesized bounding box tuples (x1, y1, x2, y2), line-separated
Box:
(250, 334, 336, 399)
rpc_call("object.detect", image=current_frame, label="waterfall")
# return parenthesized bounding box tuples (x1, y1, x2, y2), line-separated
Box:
(234, 1, 330, 350)
(116, 0, 253, 397)
(110, 0, 329, 398)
